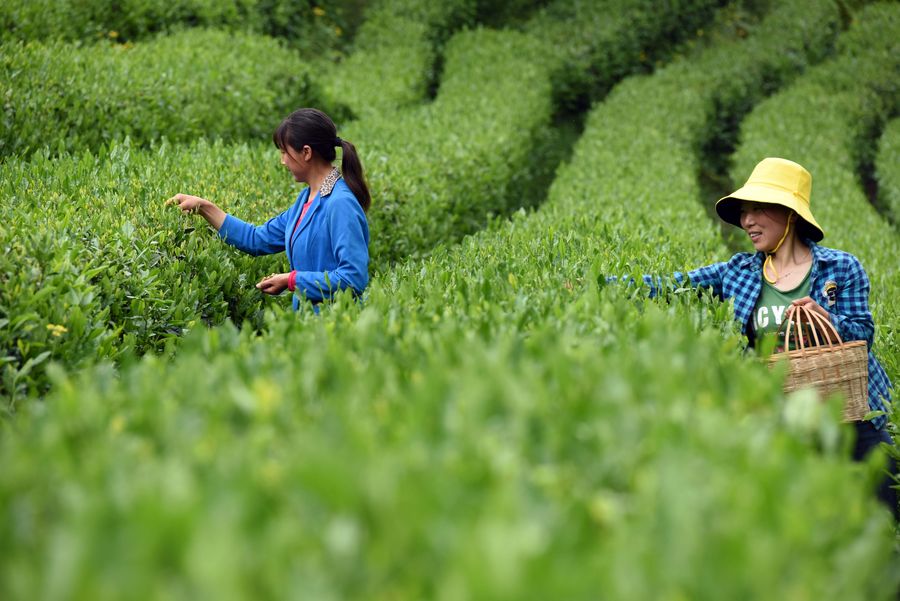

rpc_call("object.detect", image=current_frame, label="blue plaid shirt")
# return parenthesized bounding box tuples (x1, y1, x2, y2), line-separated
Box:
(640, 241, 893, 429)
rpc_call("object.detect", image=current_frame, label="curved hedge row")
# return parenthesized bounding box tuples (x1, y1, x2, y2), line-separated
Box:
(4, 1, 897, 597)
(0, 0, 352, 53)
(324, 0, 554, 119)
(351, 27, 557, 265)
(325, 0, 478, 118)
(875, 117, 900, 224)
(728, 1, 900, 395)
(355, 0, 723, 268)
(525, 0, 744, 111)
(0, 29, 323, 158)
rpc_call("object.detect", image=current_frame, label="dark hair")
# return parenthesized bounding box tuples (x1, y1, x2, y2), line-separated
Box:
(273, 108, 371, 213)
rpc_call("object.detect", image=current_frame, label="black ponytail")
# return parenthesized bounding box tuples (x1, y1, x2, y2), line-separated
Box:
(338, 138, 371, 213)
(273, 108, 371, 213)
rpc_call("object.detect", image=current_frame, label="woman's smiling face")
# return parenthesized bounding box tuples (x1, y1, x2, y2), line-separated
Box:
(739, 201, 793, 252)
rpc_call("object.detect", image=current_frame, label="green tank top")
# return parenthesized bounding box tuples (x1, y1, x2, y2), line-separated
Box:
(753, 268, 812, 352)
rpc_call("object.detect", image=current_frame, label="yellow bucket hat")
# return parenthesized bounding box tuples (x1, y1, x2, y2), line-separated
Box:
(715, 157, 825, 242)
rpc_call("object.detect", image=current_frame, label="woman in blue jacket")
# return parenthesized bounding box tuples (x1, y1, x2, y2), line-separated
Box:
(167, 108, 370, 309)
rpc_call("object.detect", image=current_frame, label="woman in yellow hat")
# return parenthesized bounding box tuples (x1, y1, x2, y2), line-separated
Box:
(629, 157, 896, 518)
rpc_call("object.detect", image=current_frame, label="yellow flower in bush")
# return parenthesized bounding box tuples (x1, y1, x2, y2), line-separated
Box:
(46, 323, 68, 337)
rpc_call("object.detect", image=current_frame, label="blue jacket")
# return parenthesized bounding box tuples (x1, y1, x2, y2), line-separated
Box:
(218, 174, 369, 309)
(640, 242, 893, 429)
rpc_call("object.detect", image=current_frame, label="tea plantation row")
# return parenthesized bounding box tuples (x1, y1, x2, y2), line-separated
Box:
(325, 0, 478, 118)
(876, 118, 900, 225)
(0, 0, 723, 401)
(1, 0, 353, 53)
(1, 29, 327, 157)
(2, 2, 897, 598)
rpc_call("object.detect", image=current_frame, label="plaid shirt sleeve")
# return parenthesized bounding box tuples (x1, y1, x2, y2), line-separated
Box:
(637, 262, 728, 298)
(685, 262, 729, 298)
(605, 262, 729, 298)
(827, 255, 875, 347)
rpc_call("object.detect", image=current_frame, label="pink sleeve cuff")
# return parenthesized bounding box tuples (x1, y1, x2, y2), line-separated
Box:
(287, 270, 297, 292)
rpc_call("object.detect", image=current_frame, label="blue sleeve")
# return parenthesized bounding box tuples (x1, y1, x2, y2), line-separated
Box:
(607, 262, 727, 298)
(293, 196, 369, 302)
(828, 256, 875, 347)
(217, 211, 289, 257)
(685, 262, 728, 298)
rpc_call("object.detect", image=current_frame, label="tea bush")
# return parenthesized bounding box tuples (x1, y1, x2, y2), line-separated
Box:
(0, 140, 292, 404)
(1, 29, 324, 158)
(5, 291, 895, 599)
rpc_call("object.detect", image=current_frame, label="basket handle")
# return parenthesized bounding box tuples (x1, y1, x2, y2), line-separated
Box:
(781, 304, 842, 351)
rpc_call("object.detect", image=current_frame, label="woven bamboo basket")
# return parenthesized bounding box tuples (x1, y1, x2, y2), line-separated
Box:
(767, 304, 869, 422)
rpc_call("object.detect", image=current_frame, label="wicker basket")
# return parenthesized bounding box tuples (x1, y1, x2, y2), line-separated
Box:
(767, 304, 869, 422)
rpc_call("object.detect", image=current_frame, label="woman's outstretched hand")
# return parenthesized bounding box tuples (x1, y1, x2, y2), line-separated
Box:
(256, 273, 290, 295)
(165, 193, 226, 230)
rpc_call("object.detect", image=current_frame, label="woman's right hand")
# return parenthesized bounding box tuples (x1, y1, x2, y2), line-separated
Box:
(165, 193, 227, 231)
(166, 193, 208, 214)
